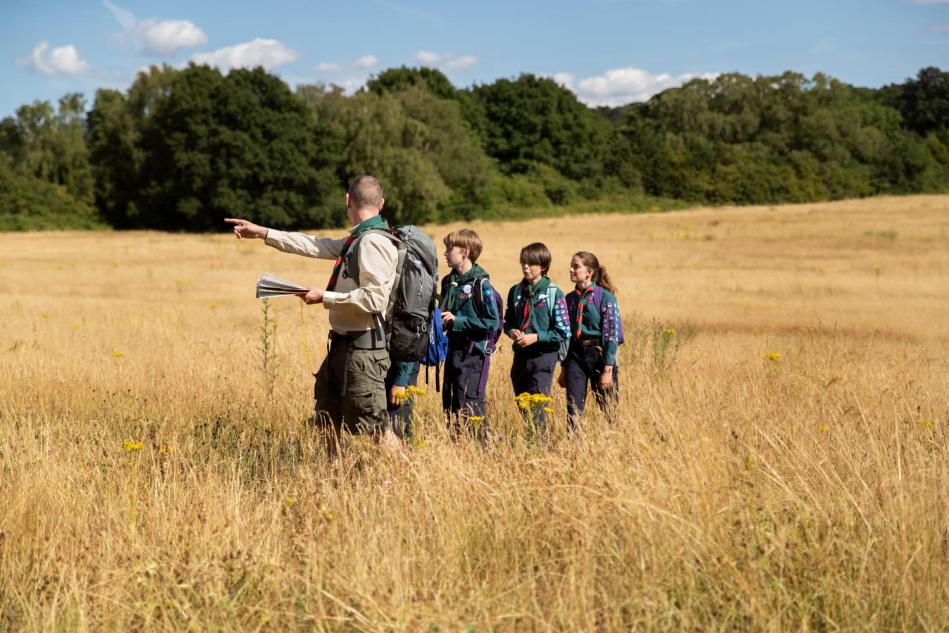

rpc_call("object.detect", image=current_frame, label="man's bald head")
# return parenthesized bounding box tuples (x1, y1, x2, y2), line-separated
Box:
(348, 176, 384, 211)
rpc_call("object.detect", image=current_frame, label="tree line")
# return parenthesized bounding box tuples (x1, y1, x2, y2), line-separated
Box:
(1, 65, 946, 231)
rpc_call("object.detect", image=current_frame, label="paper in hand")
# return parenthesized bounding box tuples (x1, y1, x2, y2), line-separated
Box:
(256, 272, 309, 299)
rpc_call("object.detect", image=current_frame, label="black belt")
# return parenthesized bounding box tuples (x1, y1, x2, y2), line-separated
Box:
(576, 337, 601, 348)
(329, 329, 387, 350)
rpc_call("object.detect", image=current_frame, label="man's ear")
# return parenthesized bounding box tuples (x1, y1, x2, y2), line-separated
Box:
(378, 197, 385, 212)
(345, 192, 352, 209)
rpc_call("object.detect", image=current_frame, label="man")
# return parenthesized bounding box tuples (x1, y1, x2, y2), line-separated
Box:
(226, 176, 406, 445)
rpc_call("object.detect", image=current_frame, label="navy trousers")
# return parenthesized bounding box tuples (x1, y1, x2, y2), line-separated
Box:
(442, 346, 490, 439)
(563, 344, 619, 429)
(510, 347, 559, 434)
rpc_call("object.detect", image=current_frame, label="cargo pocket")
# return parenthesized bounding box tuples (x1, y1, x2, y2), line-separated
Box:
(343, 348, 390, 433)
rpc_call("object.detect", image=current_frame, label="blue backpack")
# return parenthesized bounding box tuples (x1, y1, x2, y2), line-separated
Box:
(421, 305, 450, 390)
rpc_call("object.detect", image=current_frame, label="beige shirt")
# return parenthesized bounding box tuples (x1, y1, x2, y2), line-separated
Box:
(264, 228, 397, 335)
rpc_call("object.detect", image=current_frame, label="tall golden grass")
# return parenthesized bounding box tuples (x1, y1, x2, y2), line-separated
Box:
(1, 195, 947, 631)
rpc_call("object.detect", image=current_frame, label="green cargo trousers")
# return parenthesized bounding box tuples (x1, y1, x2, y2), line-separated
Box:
(314, 335, 391, 435)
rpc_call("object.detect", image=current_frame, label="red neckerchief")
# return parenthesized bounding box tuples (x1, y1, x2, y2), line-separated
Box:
(519, 279, 534, 330)
(325, 234, 357, 291)
(573, 284, 595, 339)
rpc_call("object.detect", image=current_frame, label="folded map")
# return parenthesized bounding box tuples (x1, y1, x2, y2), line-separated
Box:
(255, 272, 309, 299)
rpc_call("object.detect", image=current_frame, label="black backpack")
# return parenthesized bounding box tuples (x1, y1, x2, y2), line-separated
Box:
(349, 226, 439, 362)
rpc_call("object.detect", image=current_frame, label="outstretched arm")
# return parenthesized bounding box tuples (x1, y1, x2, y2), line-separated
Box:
(225, 218, 267, 239)
(224, 217, 346, 260)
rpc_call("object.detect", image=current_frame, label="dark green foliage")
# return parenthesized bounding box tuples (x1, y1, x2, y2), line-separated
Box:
(298, 83, 491, 224)
(86, 65, 179, 228)
(610, 71, 949, 204)
(469, 74, 613, 182)
(0, 158, 103, 230)
(884, 67, 949, 136)
(0, 64, 946, 232)
(136, 65, 342, 231)
(366, 66, 457, 100)
(1, 93, 94, 205)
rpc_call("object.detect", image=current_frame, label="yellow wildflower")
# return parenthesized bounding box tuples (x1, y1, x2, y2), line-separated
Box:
(123, 440, 143, 452)
(763, 352, 782, 362)
(405, 385, 426, 397)
(110, 351, 126, 358)
(543, 407, 553, 415)
(918, 419, 935, 431)
(817, 424, 830, 432)
(285, 497, 297, 507)
(410, 437, 428, 449)
(663, 327, 677, 337)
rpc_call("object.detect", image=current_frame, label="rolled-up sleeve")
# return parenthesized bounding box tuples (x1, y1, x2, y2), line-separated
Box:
(322, 233, 397, 313)
(264, 229, 346, 260)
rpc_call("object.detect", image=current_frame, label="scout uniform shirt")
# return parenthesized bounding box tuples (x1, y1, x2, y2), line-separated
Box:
(565, 283, 621, 366)
(503, 276, 570, 354)
(439, 264, 501, 355)
(264, 215, 397, 335)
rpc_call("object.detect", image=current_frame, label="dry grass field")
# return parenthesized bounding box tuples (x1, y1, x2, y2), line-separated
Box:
(1, 195, 947, 631)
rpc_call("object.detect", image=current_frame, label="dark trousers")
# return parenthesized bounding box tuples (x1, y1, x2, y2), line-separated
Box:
(510, 348, 559, 433)
(564, 344, 619, 429)
(442, 346, 489, 438)
(385, 361, 420, 439)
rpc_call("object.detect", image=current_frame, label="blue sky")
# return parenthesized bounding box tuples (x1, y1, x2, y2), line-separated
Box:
(3, 0, 947, 117)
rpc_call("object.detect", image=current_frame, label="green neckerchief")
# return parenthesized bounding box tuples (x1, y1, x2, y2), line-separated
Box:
(350, 214, 388, 237)
(444, 263, 488, 313)
(522, 275, 551, 299)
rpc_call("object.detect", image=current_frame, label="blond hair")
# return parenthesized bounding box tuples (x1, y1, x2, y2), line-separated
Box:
(443, 229, 484, 263)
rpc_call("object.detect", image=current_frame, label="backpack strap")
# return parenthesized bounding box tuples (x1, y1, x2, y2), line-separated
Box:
(545, 284, 559, 319)
(591, 285, 604, 312)
(471, 275, 489, 318)
(348, 227, 404, 332)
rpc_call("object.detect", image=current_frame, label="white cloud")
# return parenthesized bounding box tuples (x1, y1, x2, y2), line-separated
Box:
(137, 19, 207, 56)
(444, 54, 476, 69)
(568, 67, 718, 107)
(103, 0, 206, 57)
(548, 72, 575, 91)
(103, 0, 135, 29)
(415, 50, 443, 65)
(22, 41, 92, 76)
(190, 38, 300, 72)
(414, 50, 477, 70)
(354, 54, 379, 69)
(314, 54, 380, 76)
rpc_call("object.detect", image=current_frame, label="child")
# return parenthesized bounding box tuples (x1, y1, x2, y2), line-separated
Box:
(558, 251, 621, 428)
(504, 243, 570, 436)
(439, 229, 502, 438)
(386, 360, 420, 440)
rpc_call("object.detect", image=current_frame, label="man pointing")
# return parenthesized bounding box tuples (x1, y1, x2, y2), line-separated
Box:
(226, 176, 403, 443)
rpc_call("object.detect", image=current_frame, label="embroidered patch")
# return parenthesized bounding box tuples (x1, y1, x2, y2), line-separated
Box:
(462, 283, 473, 294)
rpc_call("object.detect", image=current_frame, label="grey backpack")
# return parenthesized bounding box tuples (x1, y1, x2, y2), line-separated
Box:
(351, 226, 439, 362)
